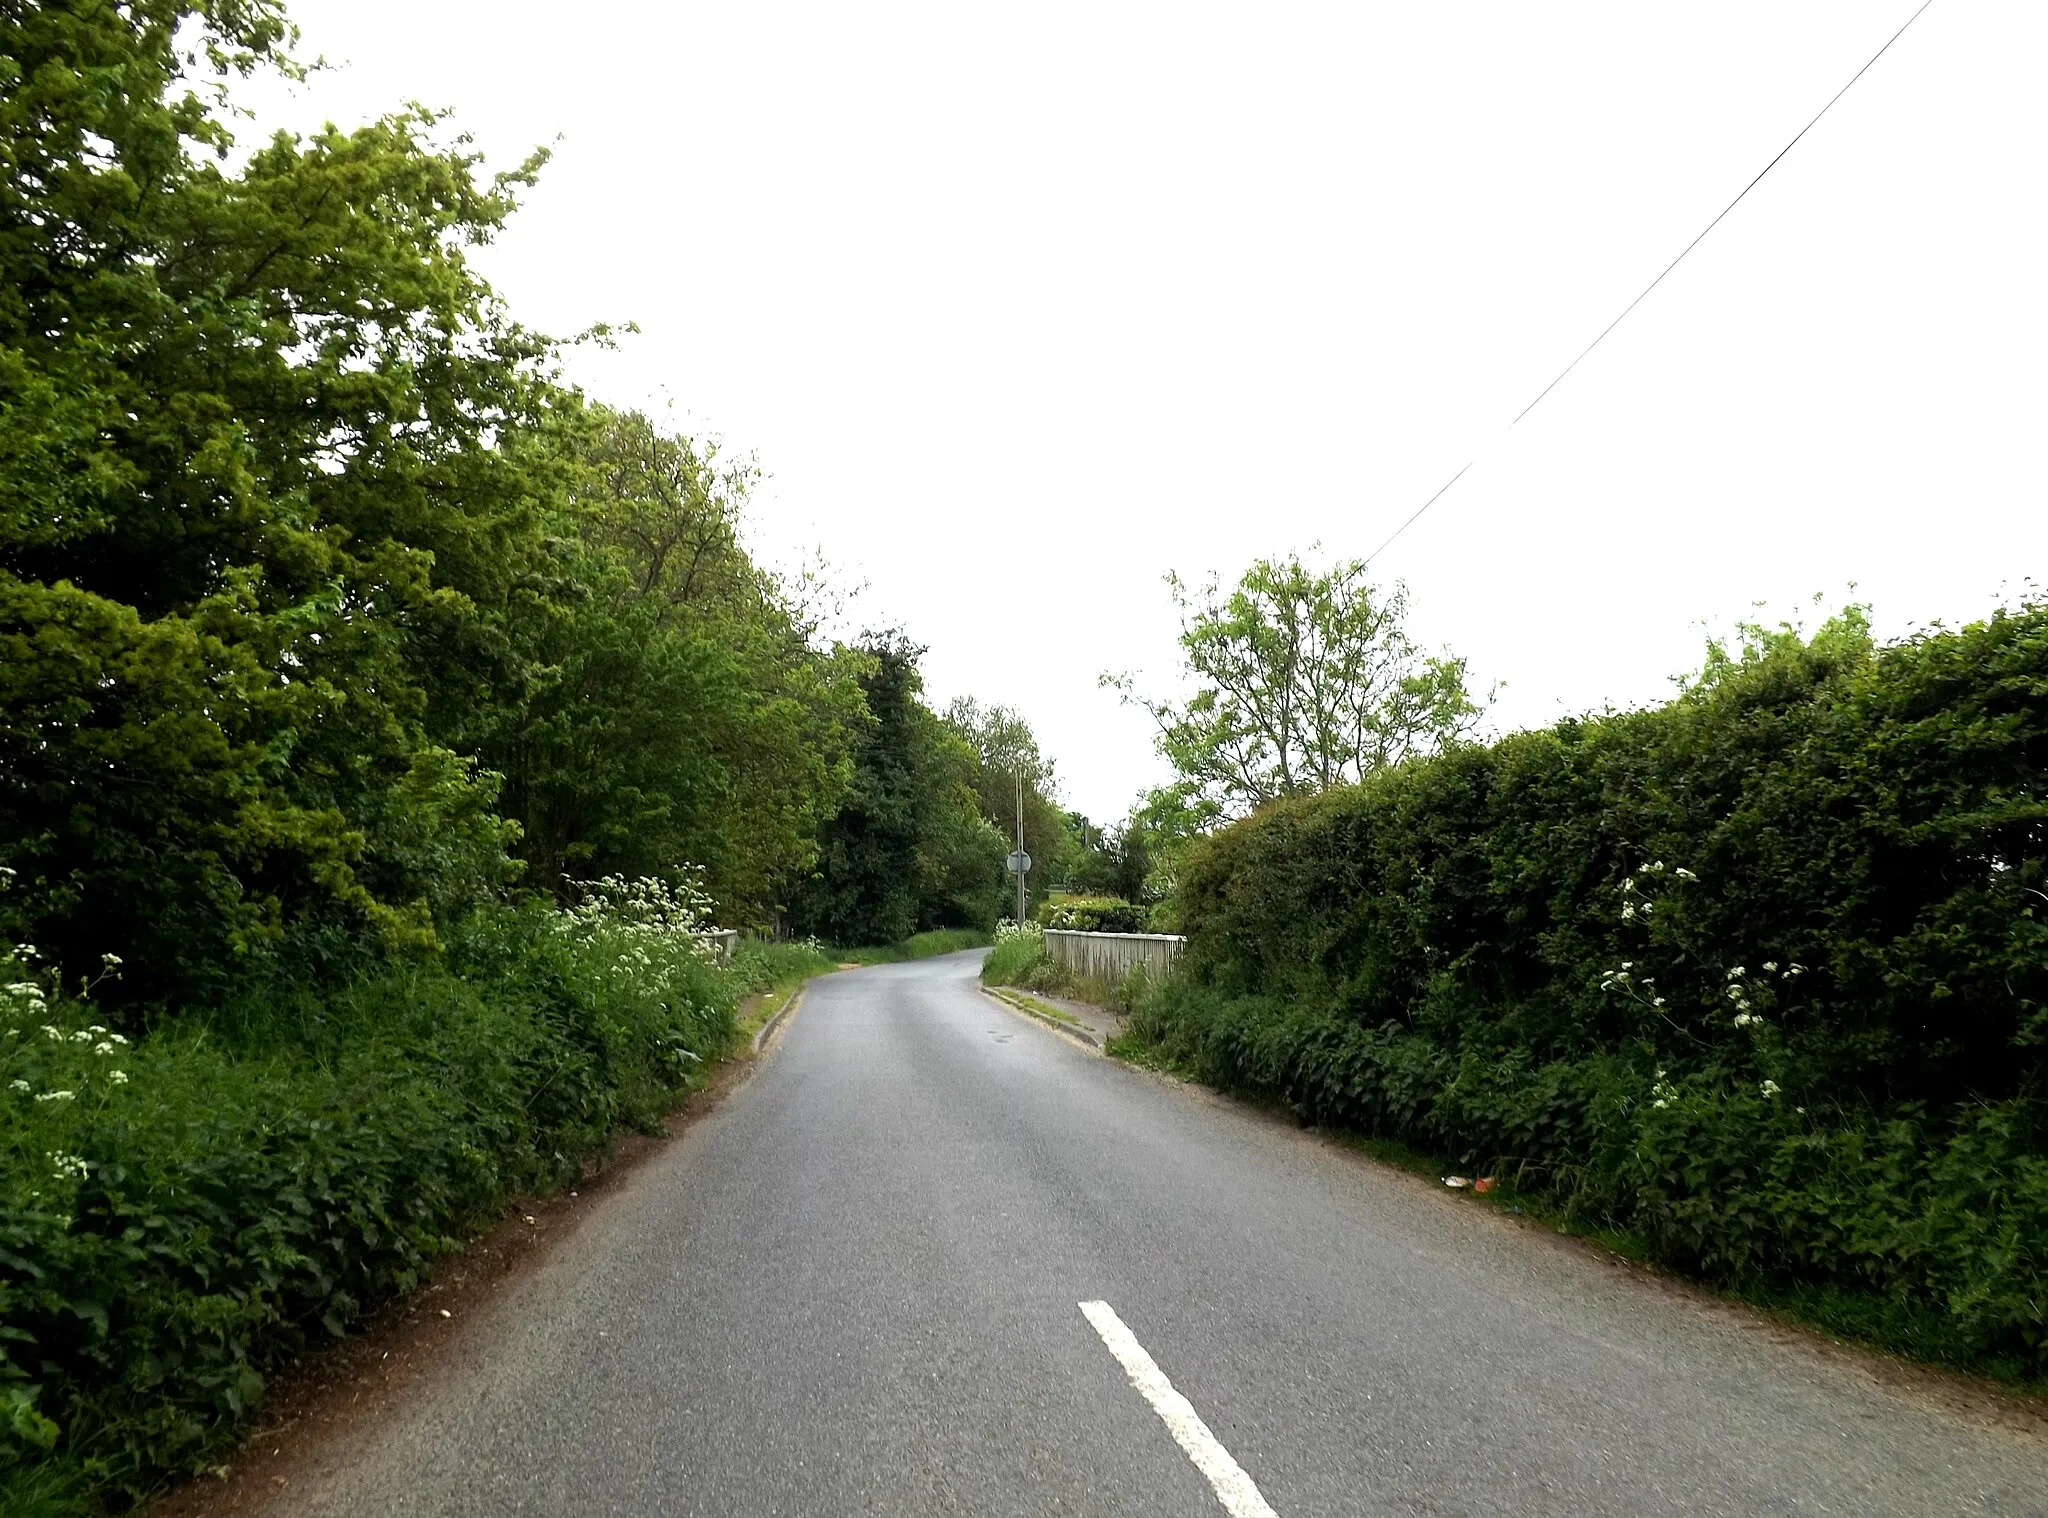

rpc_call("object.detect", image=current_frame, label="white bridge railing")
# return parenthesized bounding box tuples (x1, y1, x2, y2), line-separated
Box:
(1043, 930, 1184, 983)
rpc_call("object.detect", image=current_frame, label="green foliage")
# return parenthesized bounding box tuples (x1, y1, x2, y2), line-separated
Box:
(468, 409, 862, 925)
(1136, 605, 2048, 1378)
(980, 920, 1076, 996)
(1107, 556, 1485, 818)
(945, 697, 1077, 914)
(832, 928, 992, 966)
(792, 641, 1005, 944)
(0, 4, 866, 998)
(1036, 896, 1149, 933)
(982, 920, 1050, 986)
(1, 0, 551, 994)
(0, 880, 739, 1505)
(727, 938, 838, 993)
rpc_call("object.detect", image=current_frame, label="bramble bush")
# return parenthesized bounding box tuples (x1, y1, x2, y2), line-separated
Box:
(0, 877, 739, 1513)
(1132, 606, 2048, 1377)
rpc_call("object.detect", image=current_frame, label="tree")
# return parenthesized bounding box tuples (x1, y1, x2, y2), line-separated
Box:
(465, 407, 862, 923)
(791, 640, 1004, 944)
(0, 1, 554, 997)
(1109, 555, 1486, 818)
(944, 697, 1076, 914)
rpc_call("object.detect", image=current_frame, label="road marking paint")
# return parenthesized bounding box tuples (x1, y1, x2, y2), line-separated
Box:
(1079, 1300, 1278, 1518)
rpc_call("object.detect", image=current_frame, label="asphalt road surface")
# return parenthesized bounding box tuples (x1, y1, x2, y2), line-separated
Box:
(260, 951, 2047, 1516)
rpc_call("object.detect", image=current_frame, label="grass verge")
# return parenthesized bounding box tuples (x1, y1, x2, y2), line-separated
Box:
(983, 986, 1096, 1044)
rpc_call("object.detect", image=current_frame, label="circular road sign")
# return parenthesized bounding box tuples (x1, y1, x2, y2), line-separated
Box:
(1006, 850, 1032, 874)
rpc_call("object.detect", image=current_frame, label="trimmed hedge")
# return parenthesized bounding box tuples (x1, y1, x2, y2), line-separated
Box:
(1037, 897, 1149, 934)
(1137, 607, 2048, 1376)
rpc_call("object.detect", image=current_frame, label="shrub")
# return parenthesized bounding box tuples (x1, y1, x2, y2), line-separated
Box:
(1, 878, 739, 1509)
(832, 929, 992, 966)
(1140, 606, 2048, 1377)
(1037, 897, 1149, 933)
(729, 938, 837, 992)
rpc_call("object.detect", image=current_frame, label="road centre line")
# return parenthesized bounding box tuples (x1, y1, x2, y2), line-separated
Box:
(1078, 1300, 1279, 1518)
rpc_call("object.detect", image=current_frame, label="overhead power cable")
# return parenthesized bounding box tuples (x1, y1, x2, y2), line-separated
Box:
(1361, 0, 1938, 570)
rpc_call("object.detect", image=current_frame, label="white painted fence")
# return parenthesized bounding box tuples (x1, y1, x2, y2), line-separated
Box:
(1044, 929, 1184, 983)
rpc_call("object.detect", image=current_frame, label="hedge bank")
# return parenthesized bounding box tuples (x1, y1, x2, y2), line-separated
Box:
(1135, 608, 2048, 1377)
(2, 884, 752, 1515)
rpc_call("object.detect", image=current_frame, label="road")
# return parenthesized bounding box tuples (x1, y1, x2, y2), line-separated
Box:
(259, 951, 2047, 1516)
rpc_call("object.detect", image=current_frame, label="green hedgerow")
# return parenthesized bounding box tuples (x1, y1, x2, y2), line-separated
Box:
(1138, 604, 2048, 1379)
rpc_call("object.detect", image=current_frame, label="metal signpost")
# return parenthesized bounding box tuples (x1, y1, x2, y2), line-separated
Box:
(1010, 768, 1030, 923)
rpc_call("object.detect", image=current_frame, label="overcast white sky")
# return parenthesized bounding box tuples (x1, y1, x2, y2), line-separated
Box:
(238, 1, 2045, 823)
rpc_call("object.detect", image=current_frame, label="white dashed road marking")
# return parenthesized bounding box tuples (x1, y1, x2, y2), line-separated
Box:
(1079, 1300, 1279, 1518)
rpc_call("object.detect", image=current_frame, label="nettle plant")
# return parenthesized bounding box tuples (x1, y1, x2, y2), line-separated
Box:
(1596, 859, 1809, 1110)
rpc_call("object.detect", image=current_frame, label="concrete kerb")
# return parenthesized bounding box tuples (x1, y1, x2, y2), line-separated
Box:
(751, 982, 808, 1054)
(979, 984, 1103, 1051)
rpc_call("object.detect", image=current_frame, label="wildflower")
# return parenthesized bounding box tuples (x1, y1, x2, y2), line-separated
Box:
(93, 1041, 115, 1056)
(42, 1024, 62, 1041)
(1673, 867, 1698, 881)
(1620, 961, 1633, 971)
(1651, 1098, 1669, 1109)
(8, 1079, 27, 1093)
(1653, 997, 1666, 1007)
(1733, 1012, 1755, 1028)
(107, 1070, 128, 1085)
(35, 1090, 75, 1103)
(1760, 1079, 1781, 1098)
(49, 1153, 89, 1180)
(1647, 861, 1665, 873)
(69, 1030, 91, 1044)
(1761, 962, 1779, 973)
(87, 1024, 106, 1034)
(1727, 966, 1746, 979)
(1788, 964, 1806, 976)
(1621, 902, 1636, 921)
(100, 954, 122, 969)
(107, 1032, 128, 1046)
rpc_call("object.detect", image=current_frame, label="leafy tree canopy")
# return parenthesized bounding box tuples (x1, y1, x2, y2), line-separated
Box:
(1108, 554, 1487, 818)
(792, 639, 1005, 944)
